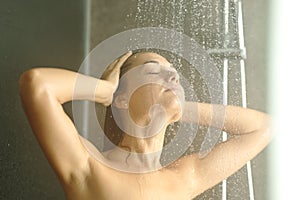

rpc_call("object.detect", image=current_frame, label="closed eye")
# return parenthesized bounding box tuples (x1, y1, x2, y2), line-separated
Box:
(144, 60, 160, 65)
(148, 72, 160, 74)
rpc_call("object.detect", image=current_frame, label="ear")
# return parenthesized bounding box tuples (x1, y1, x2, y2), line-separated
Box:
(113, 94, 129, 109)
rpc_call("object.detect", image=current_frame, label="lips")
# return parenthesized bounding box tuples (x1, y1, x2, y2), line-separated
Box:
(164, 87, 175, 92)
(163, 85, 182, 93)
(164, 88, 172, 92)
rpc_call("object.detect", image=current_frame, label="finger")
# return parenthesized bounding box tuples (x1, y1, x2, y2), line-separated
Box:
(115, 51, 133, 68)
(121, 50, 133, 58)
(106, 59, 119, 71)
(106, 51, 132, 71)
(102, 51, 132, 79)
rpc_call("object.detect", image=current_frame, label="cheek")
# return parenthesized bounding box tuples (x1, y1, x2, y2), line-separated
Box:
(161, 92, 183, 117)
(129, 84, 182, 113)
(131, 85, 162, 100)
(128, 85, 159, 112)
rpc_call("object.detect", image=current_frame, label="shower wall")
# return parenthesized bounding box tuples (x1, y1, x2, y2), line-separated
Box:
(0, 0, 85, 199)
(90, 0, 271, 200)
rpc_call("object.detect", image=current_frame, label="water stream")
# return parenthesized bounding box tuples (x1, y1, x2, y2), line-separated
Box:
(125, 1, 247, 199)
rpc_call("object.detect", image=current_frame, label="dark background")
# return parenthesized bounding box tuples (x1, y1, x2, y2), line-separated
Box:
(0, 0, 85, 199)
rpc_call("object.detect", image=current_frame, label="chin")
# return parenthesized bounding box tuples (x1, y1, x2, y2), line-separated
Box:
(167, 106, 183, 124)
(169, 114, 181, 124)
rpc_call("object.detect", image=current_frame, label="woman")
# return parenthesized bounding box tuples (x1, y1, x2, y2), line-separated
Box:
(19, 51, 271, 199)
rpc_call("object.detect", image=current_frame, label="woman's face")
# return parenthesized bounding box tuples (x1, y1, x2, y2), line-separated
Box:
(116, 52, 184, 125)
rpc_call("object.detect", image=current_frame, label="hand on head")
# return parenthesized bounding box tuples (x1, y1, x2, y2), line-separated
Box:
(100, 51, 133, 106)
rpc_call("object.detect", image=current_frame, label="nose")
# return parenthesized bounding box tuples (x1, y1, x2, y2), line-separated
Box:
(167, 70, 179, 84)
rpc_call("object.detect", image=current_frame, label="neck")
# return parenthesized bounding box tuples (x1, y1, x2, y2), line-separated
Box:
(104, 127, 167, 172)
(105, 105, 171, 172)
(119, 130, 166, 153)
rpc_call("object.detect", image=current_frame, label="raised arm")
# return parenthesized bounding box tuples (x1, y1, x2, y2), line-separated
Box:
(176, 102, 272, 198)
(19, 52, 132, 184)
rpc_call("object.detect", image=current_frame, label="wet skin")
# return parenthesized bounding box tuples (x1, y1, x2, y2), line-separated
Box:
(19, 52, 272, 200)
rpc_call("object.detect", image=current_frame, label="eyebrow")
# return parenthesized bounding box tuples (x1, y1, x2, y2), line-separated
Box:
(143, 60, 160, 64)
(144, 60, 177, 72)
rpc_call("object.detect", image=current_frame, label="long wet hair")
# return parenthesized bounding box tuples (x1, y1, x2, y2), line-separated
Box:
(103, 52, 139, 149)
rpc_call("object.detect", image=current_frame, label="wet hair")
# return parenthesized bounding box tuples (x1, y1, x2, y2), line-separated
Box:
(120, 49, 170, 77)
(119, 52, 138, 77)
(103, 51, 144, 149)
(120, 51, 154, 77)
(103, 105, 123, 150)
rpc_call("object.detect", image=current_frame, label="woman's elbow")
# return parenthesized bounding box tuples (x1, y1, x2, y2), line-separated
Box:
(19, 68, 47, 101)
(264, 115, 273, 140)
(256, 114, 273, 144)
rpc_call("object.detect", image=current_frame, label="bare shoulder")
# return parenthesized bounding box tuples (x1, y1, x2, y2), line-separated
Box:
(66, 147, 194, 200)
(168, 128, 272, 198)
(167, 153, 215, 198)
(75, 138, 200, 199)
